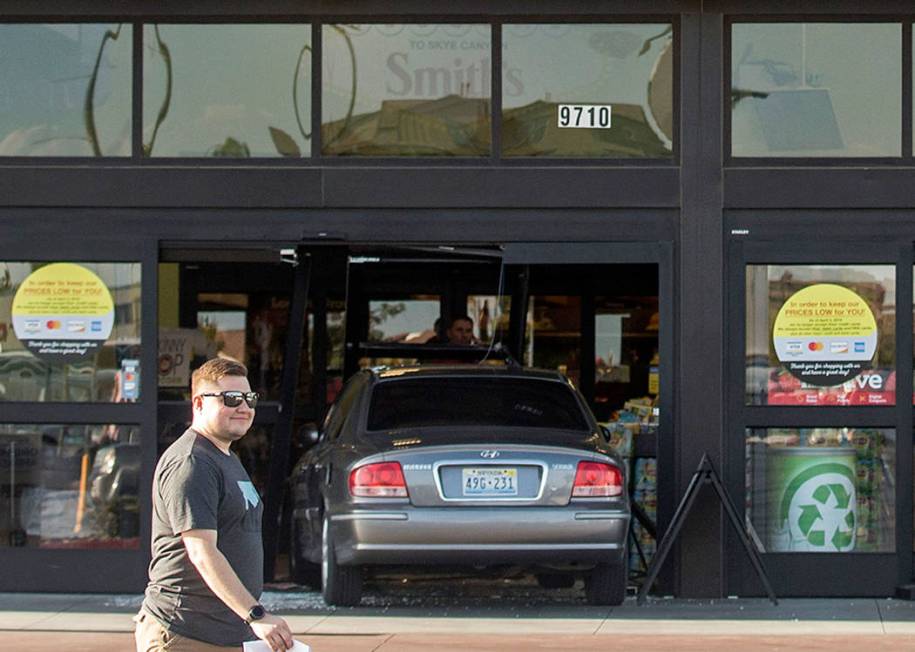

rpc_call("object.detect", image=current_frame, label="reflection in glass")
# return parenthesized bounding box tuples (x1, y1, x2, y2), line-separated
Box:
(732, 23, 901, 157)
(157, 261, 294, 402)
(0, 262, 142, 402)
(594, 295, 659, 421)
(322, 24, 491, 156)
(0, 24, 132, 156)
(466, 295, 510, 346)
(367, 297, 440, 344)
(143, 24, 311, 157)
(746, 428, 894, 553)
(745, 265, 895, 406)
(502, 24, 673, 157)
(0, 423, 140, 549)
(528, 296, 581, 387)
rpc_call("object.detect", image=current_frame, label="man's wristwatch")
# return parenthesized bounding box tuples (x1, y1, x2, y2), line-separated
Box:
(245, 604, 266, 625)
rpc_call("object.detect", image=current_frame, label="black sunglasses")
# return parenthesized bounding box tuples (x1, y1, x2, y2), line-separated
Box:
(198, 391, 259, 409)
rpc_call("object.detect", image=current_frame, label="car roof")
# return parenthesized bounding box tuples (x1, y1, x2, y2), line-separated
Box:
(369, 365, 569, 383)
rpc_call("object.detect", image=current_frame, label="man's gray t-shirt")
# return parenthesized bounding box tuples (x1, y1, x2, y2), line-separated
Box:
(142, 428, 264, 646)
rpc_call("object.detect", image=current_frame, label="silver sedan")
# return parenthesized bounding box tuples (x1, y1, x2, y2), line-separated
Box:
(288, 365, 630, 606)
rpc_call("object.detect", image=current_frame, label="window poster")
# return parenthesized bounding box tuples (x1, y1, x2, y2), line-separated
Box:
(768, 283, 892, 405)
(10, 263, 114, 362)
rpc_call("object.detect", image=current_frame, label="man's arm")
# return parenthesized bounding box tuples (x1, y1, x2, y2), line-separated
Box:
(182, 529, 293, 651)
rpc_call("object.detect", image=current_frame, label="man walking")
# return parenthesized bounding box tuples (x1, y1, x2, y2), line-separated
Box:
(136, 358, 294, 651)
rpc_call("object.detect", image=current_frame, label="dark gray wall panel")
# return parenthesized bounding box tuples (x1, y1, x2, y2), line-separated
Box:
(0, 168, 324, 208)
(0, 1, 694, 17)
(725, 169, 915, 209)
(323, 168, 680, 208)
(0, 208, 678, 244)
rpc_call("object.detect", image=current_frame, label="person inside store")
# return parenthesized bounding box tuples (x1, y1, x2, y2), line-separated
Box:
(444, 314, 475, 346)
(135, 357, 295, 652)
(425, 315, 476, 364)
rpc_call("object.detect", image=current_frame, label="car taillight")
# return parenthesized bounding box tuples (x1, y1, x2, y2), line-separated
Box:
(571, 461, 623, 497)
(349, 462, 408, 498)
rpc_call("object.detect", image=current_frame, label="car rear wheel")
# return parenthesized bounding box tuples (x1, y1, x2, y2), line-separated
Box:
(289, 519, 321, 588)
(536, 573, 576, 589)
(321, 515, 363, 606)
(584, 559, 628, 606)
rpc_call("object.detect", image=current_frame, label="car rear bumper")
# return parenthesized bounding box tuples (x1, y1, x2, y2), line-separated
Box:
(329, 505, 629, 566)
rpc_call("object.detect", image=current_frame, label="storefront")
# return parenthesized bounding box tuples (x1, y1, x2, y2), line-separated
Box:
(0, 1, 913, 599)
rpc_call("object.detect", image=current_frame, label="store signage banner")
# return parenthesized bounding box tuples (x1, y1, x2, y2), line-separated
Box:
(10, 263, 114, 362)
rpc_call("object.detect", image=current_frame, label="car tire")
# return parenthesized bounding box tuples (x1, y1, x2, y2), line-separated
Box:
(535, 573, 576, 589)
(289, 519, 321, 588)
(584, 559, 628, 606)
(321, 515, 363, 606)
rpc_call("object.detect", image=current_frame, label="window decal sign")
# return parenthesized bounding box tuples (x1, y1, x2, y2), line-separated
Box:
(11, 263, 114, 361)
(772, 283, 877, 387)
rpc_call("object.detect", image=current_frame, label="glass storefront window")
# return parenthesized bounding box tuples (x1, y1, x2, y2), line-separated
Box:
(731, 23, 901, 157)
(746, 428, 895, 553)
(0, 24, 132, 156)
(594, 295, 659, 421)
(143, 24, 312, 157)
(502, 24, 673, 157)
(157, 261, 295, 402)
(527, 295, 581, 387)
(0, 262, 142, 402)
(322, 24, 492, 156)
(745, 265, 895, 406)
(466, 295, 510, 346)
(0, 423, 140, 549)
(367, 297, 441, 344)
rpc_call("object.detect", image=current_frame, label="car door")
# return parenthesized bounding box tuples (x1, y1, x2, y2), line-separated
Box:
(299, 373, 367, 557)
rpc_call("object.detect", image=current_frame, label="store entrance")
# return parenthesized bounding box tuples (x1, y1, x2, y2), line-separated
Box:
(157, 242, 671, 582)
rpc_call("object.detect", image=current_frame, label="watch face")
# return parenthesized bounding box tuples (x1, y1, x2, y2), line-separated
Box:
(249, 605, 266, 621)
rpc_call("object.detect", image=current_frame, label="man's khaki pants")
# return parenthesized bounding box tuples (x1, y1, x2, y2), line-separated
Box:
(134, 610, 240, 651)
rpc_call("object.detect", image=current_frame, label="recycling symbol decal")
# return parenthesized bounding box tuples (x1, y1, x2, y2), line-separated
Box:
(780, 463, 856, 552)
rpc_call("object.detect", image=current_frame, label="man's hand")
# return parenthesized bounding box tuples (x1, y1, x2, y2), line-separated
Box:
(250, 613, 294, 651)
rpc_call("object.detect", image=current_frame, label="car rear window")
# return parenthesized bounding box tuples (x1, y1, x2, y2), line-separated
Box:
(367, 377, 590, 431)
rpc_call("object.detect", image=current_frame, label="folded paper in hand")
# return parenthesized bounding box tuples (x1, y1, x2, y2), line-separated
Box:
(243, 640, 310, 652)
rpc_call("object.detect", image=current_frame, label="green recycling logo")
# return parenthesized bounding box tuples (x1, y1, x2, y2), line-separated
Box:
(779, 463, 856, 552)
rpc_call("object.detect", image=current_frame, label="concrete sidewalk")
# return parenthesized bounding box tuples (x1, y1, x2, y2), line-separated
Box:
(3, 591, 915, 636)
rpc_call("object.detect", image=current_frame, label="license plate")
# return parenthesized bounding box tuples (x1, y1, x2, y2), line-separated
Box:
(462, 468, 518, 496)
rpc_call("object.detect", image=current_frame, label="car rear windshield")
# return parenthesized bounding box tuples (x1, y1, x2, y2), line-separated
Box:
(367, 377, 590, 431)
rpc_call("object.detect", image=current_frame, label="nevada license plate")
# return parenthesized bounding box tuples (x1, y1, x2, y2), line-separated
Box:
(462, 467, 518, 496)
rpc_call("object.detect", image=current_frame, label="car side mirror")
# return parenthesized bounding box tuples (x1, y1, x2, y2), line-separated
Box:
(599, 425, 612, 441)
(297, 424, 320, 446)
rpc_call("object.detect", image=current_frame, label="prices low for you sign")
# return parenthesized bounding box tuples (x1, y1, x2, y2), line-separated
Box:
(11, 263, 114, 362)
(772, 283, 878, 387)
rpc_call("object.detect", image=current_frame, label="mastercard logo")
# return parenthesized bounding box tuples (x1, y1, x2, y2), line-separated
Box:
(807, 341, 824, 351)
(45, 320, 62, 330)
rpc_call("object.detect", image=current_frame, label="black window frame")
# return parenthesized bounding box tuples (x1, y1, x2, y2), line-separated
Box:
(0, 233, 158, 592)
(726, 235, 913, 596)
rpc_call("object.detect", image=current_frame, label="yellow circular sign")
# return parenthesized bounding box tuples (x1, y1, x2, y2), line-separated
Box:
(11, 263, 115, 360)
(772, 283, 878, 387)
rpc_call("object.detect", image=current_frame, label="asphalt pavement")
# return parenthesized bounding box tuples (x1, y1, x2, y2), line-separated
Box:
(4, 576, 915, 651)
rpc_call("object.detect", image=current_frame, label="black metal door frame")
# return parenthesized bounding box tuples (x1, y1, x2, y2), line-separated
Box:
(726, 237, 913, 596)
(0, 235, 157, 592)
(502, 241, 676, 558)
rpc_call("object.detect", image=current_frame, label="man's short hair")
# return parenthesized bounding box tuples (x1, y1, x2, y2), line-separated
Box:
(191, 357, 248, 396)
(449, 314, 473, 327)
